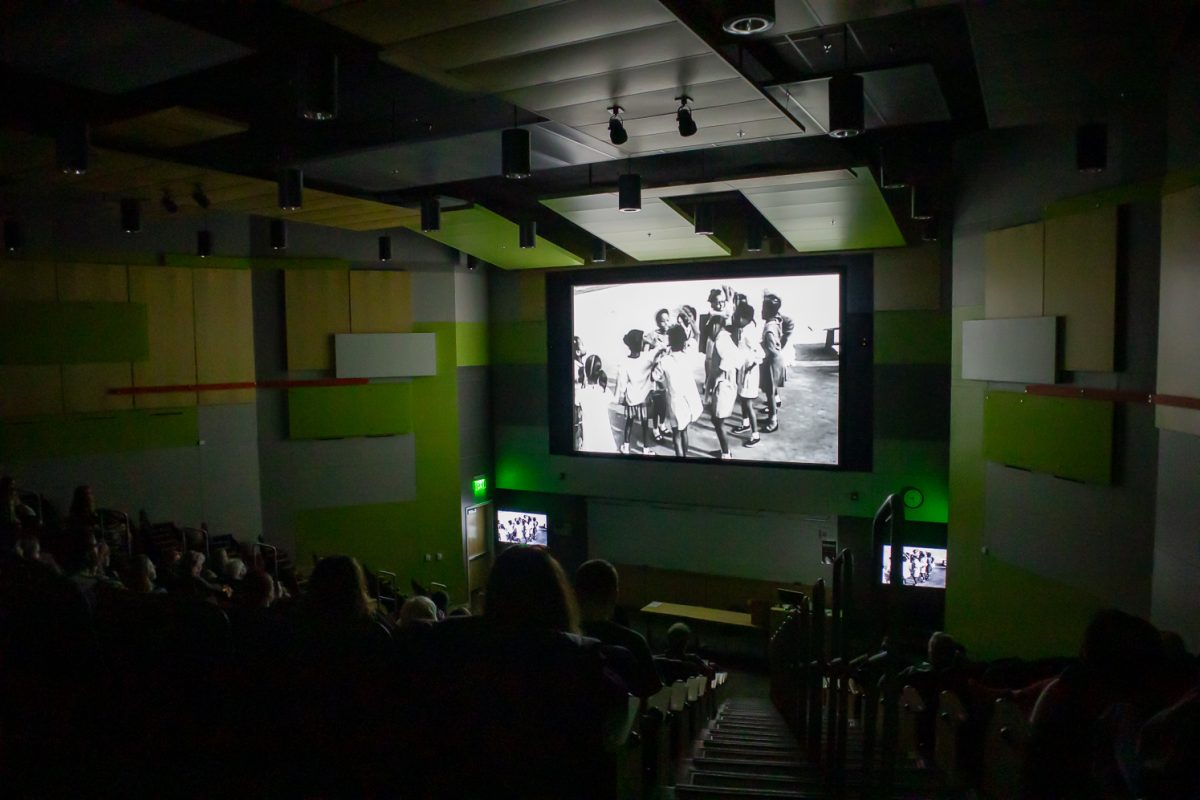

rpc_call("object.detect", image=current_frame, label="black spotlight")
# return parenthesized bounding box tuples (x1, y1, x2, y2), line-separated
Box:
(191, 183, 211, 209)
(694, 203, 714, 236)
(607, 106, 628, 146)
(120, 198, 141, 234)
(466, 256, 479, 272)
(827, 74, 864, 138)
(618, 173, 641, 213)
(746, 215, 764, 252)
(161, 190, 179, 214)
(197, 230, 213, 258)
(4, 219, 24, 253)
(722, 0, 775, 35)
(910, 186, 933, 221)
(502, 128, 531, 179)
(921, 219, 939, 242)
(270, 218, 288, 250)
(518, 219, 537, 249)
(278, 168, 303, 210)
(1076, 123, 1107, 173)
(56, 121, 89, 175)
(676, 96, 698, 137)
(591, 237, 607, 263)
(378, 235, 392, 262)
(420, 197, 440, 232)
(298, 52, 339, 121)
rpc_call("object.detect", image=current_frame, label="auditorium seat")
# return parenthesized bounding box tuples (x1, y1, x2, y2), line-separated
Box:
(934, 689, 970, 790)
(981, 696, 1030, 800)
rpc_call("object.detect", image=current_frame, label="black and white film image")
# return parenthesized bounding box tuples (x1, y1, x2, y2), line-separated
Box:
(497, 510, 548, 546)
(572, 274, 840, 464)
(881, 546, 948, 589)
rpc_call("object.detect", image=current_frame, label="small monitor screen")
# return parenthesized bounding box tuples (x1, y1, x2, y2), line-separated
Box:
(881, 545, 948, 589)
(497, 510, 548, 546)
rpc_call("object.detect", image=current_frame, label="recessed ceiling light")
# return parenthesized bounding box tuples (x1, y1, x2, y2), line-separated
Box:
(722, 0, 775, 35)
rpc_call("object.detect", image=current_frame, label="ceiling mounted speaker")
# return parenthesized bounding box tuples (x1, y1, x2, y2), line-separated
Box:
(420, 197, 440, 232)
(278, 168, 303, 210)
(197, 230, 213, 258)
(270, 218, 287, 250)
(607, 106, 628, 146)
(191, 183, 211, 209)
(746, 215, 764, 252)
(827, 74, 864, 138)
(518, 219, 537, 249)
(921, 219, 939, 242)
(1076, 123, 1107, 173)
(910, 186, 933, 221)
(378, 235, 392, 262)
(120, 198, 141, 234)
(618, 173, 641, 213)
(591, 238, 607, 263)
(298, 52, 339, 121)
(4, 219, 24, 252)
(56, 121, 89, 175)
(502, 128, 531, 179)
(721, 0, 775, 35)
(694, 203, 714, 236)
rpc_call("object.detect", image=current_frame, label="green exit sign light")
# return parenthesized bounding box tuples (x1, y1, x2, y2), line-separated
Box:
(472, 475, 487, 498)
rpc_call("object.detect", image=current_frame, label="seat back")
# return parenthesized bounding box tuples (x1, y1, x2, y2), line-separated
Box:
(669, 680, 688, 712)
(897, 685, 925, 763)
(647, 684, 671, 715)
(934, 690, 969, 788)
(686, 675, 701, 702)
(982, 696, 1029, 800)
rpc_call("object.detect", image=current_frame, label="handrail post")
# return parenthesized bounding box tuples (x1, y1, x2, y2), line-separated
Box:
(807, 579, 826, 763)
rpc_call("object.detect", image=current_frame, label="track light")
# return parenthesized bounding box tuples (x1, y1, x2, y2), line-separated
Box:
(746, 215, 764, 252)
(591, 238, 607, 263)
(1076, 123, 1107, 173)
(4, 219, 23, 252)
(191, 184, 210, 209)
(501, 128, 531, 179)
(518, 219, 537, 249)
(607, 105, 628, 146)
(161, 190, 179, 214)
(676, 96, 698, 137)
(378, 235, 392, 262)
(420, 197, 440, 232)
(120, 199, 141, 234)
(197, 230, 213, 258)
(618, 173, 641, 213)
(278, 168, 303, 210)
(827, 74, 864, 138)
(270, 218, 287, 250)
(298, 52, 338, 121)
(694, 203, 714, 236)
(56, 121, 89, 175)
(910, 186, 933, 221)
(722, 0, 775, 35)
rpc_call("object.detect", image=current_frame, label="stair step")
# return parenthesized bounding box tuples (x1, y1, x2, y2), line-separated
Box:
(676, 785, 816, 799)
(704, 739, 799, 752)
(699, 747, 801, 762)
(690, 770, 807, 791)
(691, 757, 804, 777)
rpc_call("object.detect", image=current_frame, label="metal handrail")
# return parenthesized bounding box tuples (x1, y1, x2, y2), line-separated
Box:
(255, 542, 280, 583)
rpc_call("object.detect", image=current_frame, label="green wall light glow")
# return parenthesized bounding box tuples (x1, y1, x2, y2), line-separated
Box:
(473, 475, 488, 499)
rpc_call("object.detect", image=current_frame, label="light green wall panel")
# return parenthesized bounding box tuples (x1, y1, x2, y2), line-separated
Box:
(0, 407, 198, 459)
(490, 321, 547, 365)
(983, 391, 1113, 484)
(456, 322, 490, 367)
(0, 302, 149, 364)
(288, 383, 412, 439)
(873, 311, 950, 365)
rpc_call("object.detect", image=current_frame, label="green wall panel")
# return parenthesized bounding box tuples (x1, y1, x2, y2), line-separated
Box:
(0, 302, 149, 364)
(288, 383, 412, 439)
(983, 391, 1113, 483)
(490, 321, 547, 365)
(0, 407, 198, 459)
(294, 503, 426, 577)
(456, 321, 489, 367)
(873, 311, 950, 365)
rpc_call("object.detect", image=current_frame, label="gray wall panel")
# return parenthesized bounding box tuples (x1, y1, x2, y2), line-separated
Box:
(1152, 431, 1200, 650)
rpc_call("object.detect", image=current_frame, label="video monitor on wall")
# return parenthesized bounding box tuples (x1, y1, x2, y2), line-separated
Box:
(496, 509, 548, 546)
(880, 545, 948, 589)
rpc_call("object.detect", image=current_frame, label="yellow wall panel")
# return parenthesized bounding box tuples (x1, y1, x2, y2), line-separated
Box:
(984, 221, 1044, 319)
(1044, 206, 1117, 372)
(285, 269, 350, 371)
(129, 266, 197, 408)
(194, 268, 256, 405)
(517, 271, 546, 322)
(349, 270, 412, 333)
(0, 365, 63, 417)
(56, 262, 134, 412)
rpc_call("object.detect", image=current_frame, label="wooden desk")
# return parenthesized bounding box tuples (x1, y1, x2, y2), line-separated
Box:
(640, 601, 758, 629)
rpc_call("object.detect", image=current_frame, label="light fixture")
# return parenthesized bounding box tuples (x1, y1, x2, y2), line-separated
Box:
(1076, 123, 1107, 173)
(746, 215, 764, 252)
(618, 173, 641, 213)
(56, 121, 89, 175)
(878, 146, 907, 189)
(921, 219, 939, 242)
(120, 198, 141, 234)
(160, 190, 179, 214)
(4, 219, 23, 252)
(607, 105, 628, 146)
(910, 186, 933, 221)
(694, 203, 714, 235)
(722, 0, 775, 35)
(270, 218, 287, 250)
(420, 197, 440, 232)
(278, 168, 303, 210)
(466, 256, 478, 272)
(591, 238, 607, 263)
(828, 73, 864, 138)
(191, 183, 210, 209)
(676, 95, 698, 137)
(518, 219, 536, 249)
(501, 128, 531, 179)
(197, 230, 213, 258)
(298, 52, 338, 121)
(378, 235, 392, 261)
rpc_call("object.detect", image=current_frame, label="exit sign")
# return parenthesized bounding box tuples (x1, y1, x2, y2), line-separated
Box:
(472, 475, 487, 499)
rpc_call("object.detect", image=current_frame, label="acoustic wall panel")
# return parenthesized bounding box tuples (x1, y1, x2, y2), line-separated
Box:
(288, 383, 412, 439)
(334, 333, 437, 378)
(193, 268, 256, 405)
(0, 407, 198, 459)
(1157, 185, 1200, 436)
(57, 263, 134, 412)
(983, 221, 1043, 319)
(983, 391, 1112, 483)
(874, 243, 941, 311)
(285, 269, 350, 371)
(0, 261, 62, 417)
(129, 266, 196, 408)
(349, 270, 412, 333)
(961, 317, 1057, 384)
(0, 302, 148, 364)
(1043, 206, 1117, 372)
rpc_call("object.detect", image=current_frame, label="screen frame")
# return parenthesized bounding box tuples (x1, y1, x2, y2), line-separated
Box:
(546, 254, 873, 472)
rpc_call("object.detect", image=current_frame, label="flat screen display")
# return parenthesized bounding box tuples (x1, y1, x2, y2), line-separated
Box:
(881, 545, 948, 589)
(571, 273, 841, 465)
(497, 510, 548, 546)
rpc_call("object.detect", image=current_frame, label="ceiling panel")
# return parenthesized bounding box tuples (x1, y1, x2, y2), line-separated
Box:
(538, 77, 760, 127)
(770, 63, 951, 134)
(619, 116, 801, 154)
(404, 206, 584, 270)
(306, 0, 562, 46)
(96, 106, 248, 149)
(542, 193, 731, 261)
(576, 99, 783, 139)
